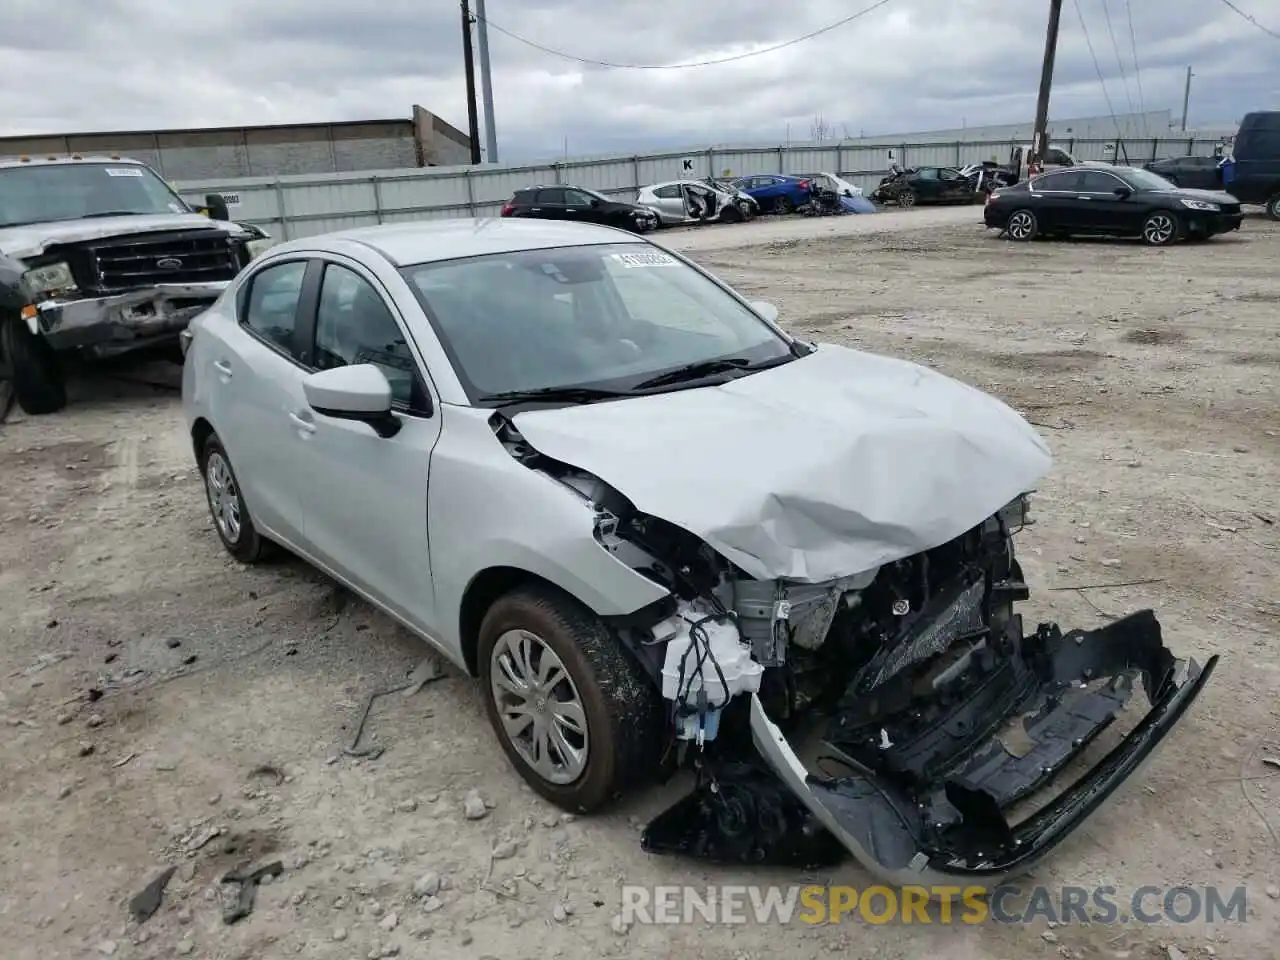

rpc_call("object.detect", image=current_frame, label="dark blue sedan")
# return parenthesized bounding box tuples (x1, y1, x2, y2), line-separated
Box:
(729, 174, 812, 214)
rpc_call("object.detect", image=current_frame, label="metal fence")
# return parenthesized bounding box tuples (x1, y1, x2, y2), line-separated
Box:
(175, 136, 1225, 241)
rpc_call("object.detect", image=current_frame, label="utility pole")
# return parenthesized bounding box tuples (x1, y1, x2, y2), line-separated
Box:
(460, 0, 482, 164)
(474, 0, 499, 163)
(1030, 0, 1064, 171)
(1180, 66, 1193, 132)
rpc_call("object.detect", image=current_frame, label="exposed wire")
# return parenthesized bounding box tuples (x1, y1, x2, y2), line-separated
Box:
(1124, 0, 1148, 136)
(1216, 0, 1280, 40)
(477, 0, 896, 70)
(1099, 0, 1137, 125)
(1071, 0, 1127, 144)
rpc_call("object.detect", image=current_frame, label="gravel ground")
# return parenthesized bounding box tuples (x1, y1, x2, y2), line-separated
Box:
(1, 206, 1278, 960)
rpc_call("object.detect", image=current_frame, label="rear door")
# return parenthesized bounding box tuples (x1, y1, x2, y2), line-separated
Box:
(533, 188, 568, 219)
(204, 257, 319, 547)
(1026, 171, 1078, 229)
(294, 257, 442, 631)
(651, 183, 685, 220)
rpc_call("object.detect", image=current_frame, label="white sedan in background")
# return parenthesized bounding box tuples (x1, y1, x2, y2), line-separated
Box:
(179, 217, 1213, 888)
(636, 179, 755, 224)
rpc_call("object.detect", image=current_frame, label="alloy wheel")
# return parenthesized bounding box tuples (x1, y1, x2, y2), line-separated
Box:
(1143, 213, 1177, 245)
(899, 190, 916, 208)
(1007, 210, 1036, 241)
(489, 629, 589, 785)
(205, 450, 242, 543)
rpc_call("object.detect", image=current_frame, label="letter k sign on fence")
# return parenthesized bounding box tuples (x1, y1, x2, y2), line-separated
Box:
(682, 158, 694, 172)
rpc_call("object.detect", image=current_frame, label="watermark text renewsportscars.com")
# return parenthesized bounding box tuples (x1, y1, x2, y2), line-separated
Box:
(620, 884, 1249, 926)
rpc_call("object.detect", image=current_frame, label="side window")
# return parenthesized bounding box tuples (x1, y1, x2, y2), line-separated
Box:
(1033, 172, 1073, 191)
(314, 264, 422, 410)
(241, 260, 307, 356)
(536, 188, 565, 205)
(653, 185, 680, 199)
(564, 189, 594, 207)
(916, 168, 939, 180)
(1078, 171, 1123, 193)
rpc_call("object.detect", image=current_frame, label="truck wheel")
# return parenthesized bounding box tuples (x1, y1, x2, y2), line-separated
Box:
(1266, 195, 1280, 221)
(1, 315, 66, 415)
(478, 584, 663, 813)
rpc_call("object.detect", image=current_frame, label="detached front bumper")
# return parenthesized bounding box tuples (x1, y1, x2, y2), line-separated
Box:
(644, 609, 1216, 888)
(752, 610, 1216, 886)
(29, 281, 229, 356)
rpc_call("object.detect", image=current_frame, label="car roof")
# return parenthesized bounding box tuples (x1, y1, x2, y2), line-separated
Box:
(269, 218, 647, 266)
(0, 155, 145, 170)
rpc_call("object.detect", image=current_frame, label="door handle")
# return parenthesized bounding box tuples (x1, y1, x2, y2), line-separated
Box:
(287, 411, 316, 435)
(213, 360, 233, 376)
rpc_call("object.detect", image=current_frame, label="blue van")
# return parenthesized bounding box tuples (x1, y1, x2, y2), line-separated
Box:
(1223, 112, 1280, 219)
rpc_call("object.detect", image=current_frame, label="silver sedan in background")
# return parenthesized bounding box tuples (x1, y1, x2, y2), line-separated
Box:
(636, 179, 755, 225)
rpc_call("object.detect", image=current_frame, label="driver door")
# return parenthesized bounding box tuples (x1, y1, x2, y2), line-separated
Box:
(563, 188, 603, 224)
(293, 257, 443, 634)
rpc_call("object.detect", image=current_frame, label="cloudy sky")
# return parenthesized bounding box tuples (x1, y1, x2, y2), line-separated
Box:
(3, 0, 1277, 160)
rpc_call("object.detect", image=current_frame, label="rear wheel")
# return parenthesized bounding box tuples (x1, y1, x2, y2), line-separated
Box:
(1005, 208, 1038, 241)
(478, 585, 663, 812)
(199, 434, 272, 563)
(1141, 211, 1180, 246)
(1266, 195, 1280, 221)
(1, 315, 66, 415)
(773, 196, 794, 215)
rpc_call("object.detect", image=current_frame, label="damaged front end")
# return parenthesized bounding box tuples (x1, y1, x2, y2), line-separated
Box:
(493, 412, 1216, 887)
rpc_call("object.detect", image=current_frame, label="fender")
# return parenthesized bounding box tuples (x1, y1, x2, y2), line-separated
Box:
(0, 254, 30, 330)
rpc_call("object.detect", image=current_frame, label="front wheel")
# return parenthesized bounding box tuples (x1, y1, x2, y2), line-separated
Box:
(1005, 208, 1038, 241)
(1, 316, 66, 415)
(773, 196, 794, 215)
(898, 190, 916, 208)
(1141, 211, 1180, 246)
(1266, 195, 1280, 221)
(478, 585, 663, 812)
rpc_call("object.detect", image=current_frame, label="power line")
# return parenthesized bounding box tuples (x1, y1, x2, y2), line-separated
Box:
(477, 0, 895, 70)
(1099, 0, 1137, 123)
(1071, 0, 1127, 143)
(1216, 0, 1280, 40)
(1124, 0, 1148, 136)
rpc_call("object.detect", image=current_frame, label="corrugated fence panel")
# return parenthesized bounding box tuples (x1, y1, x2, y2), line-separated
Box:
(379, 174, 471, 213)
(782, 148, 842, 174)
(174, 136, 1234, 238)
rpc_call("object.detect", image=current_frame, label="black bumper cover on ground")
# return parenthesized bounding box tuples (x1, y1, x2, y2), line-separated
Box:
(643, 610, 1216, 885)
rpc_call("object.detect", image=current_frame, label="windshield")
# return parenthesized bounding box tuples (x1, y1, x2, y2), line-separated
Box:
(1119, 167, 1178, 192)
(401, 243, 792, 401)
(0, 162, 191, 227)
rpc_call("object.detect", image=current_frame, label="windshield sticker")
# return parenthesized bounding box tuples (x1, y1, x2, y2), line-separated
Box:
(611, 251, 676, 268)
(105, 167, 144, 177)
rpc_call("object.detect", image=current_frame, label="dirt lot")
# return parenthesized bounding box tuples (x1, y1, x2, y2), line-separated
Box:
(2, 206, 1278, 960)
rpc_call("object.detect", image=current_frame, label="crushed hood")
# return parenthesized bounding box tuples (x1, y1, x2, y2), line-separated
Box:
(0, 214, 242, 260)
(512, 343, 1052, 583)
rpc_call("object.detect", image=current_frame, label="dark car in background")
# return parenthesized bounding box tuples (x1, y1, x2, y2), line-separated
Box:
(1143, 155, 1224, 190)
(984, 165, 1242, 246)
(870, 166, 981, 207)
(501, 185, 659, 233)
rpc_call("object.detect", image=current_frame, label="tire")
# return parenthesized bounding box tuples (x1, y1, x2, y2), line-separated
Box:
(199, 433, 271, 563)
(1005, 208, 1038, 241)
(898, 190, 916, 209)
(774, 196, 794, 215)
(1141, 210, 1180, 246)
(721, 203, 744, 224)
(1266, 195, 1280, 221)
(1, 315, 66, 415)
(478, 584, 663, 813)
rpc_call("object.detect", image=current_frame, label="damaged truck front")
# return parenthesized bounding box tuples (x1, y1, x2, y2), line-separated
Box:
(488, 342, 1216, 887)
(0, 156, 272, 416)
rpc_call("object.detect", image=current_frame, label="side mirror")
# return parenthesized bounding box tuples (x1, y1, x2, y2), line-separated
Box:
(303, 364, 401, 438)
(1113, 186, 1132, 199)
(204, 194, 230, 221)
(750, 300, 780, 323)
(590, 197, 602, 208)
